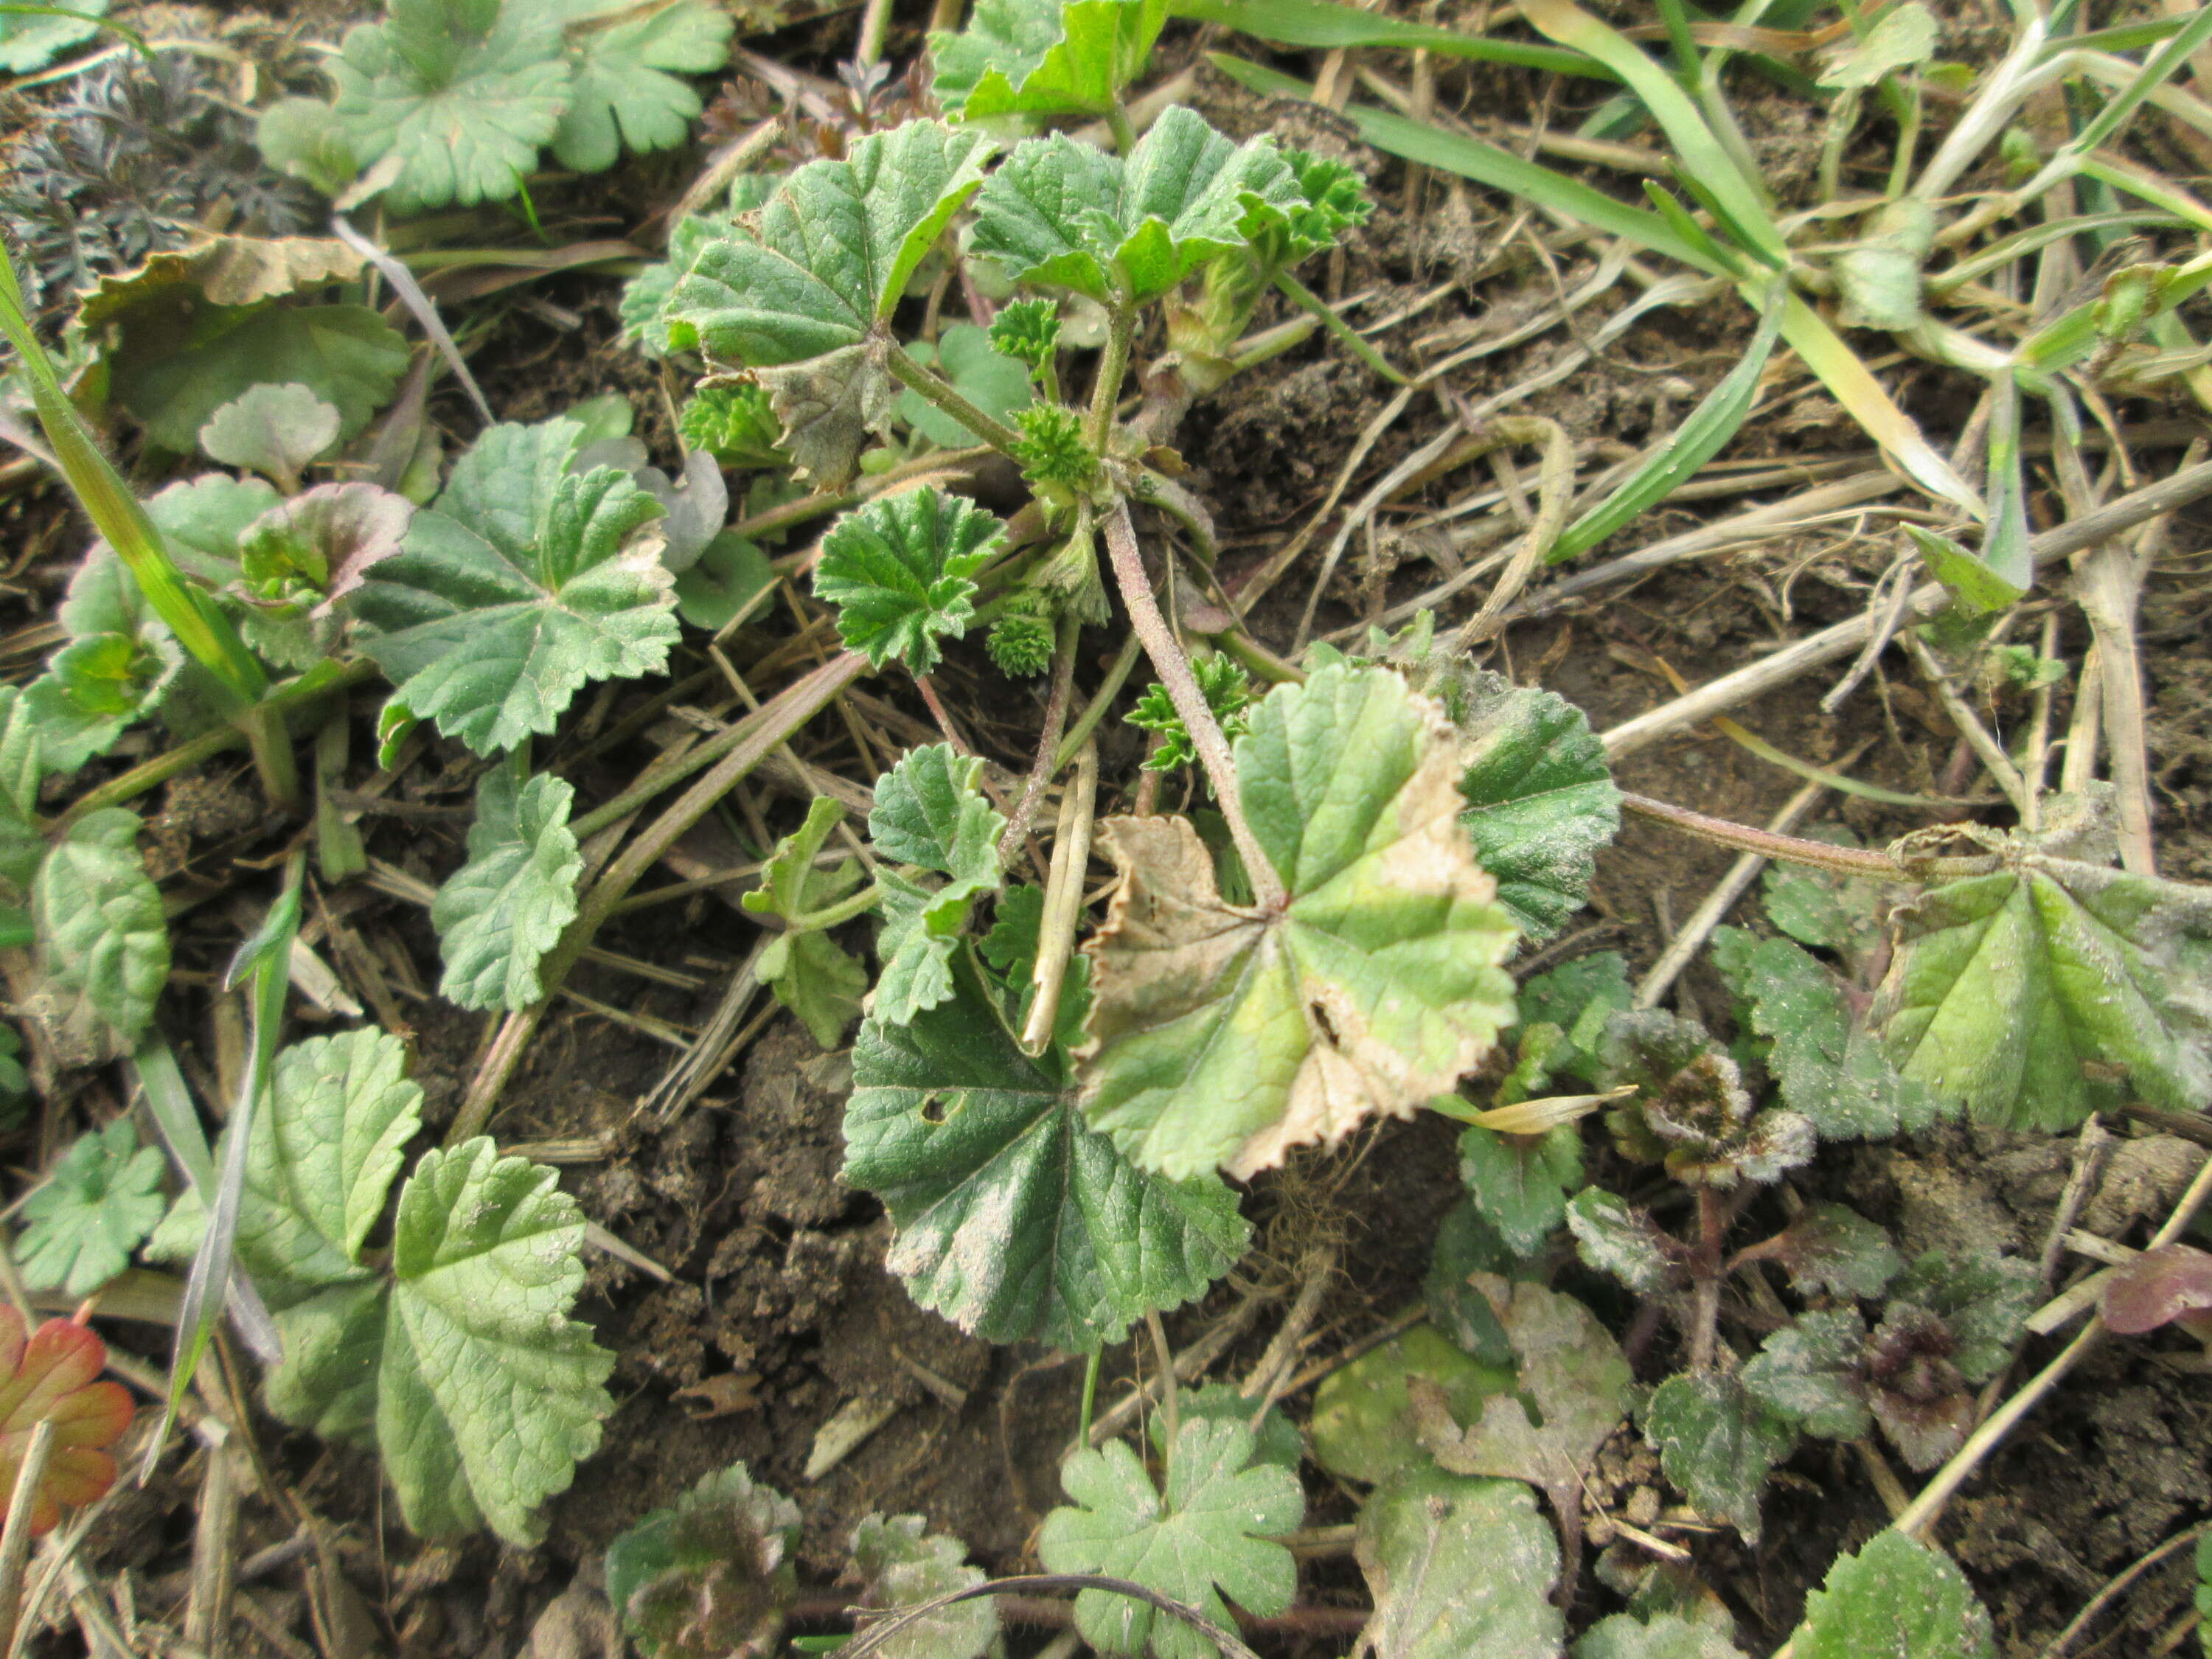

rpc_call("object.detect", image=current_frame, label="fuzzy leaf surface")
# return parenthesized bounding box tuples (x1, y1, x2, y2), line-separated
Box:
(1079, 664, 1518, 1180)
(18, 1119, 165, 1298)
(619, 212, 737, 358)
(347, 419, 678, 754)
(847, 1513, 996, 1659)
(1643, 1372, 1797, 1544)
(1874, 854, 2212, 1130)
(1575, 1613, 1748, 1659)
(744, 796, 867, 1048)
(1742, 1309, 1873, 1441)
(1453, 670, 1621, 942)
(380, 1137, 615, 1543)
(1767, 1203, 1901, 1299)
(432, 765, 582, 1011)
(1724, 932, 1941, 1140)
(1458, 1123, 1580, 1256)
(1563, 1187, 1674, 1294)
(1039, 1414, 1302, 1659)
(548, 0, 733, 173)
(1888, 1251, 2035, 1382)
(844, 954, 1248, 1350)
(933, 0, 1167, 119)
(1411, 1276, 1630, 1533)
(813, 487, 1002, 671)
(972, 105, 1301, 302)
(607, 1462, 798, 1659)
(29, 810, 167, 1068)
(326, 0, 574, 212)
(1356, 1468, 1563, 1659)
(1794, 1531, 1994, 1659)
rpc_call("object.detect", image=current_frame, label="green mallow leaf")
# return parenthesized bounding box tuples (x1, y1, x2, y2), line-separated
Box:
(867, 744, 1007, 1024)
(431, 762, 583, 1012)
(744, 797, 868, 1048)
(1759, 831, 1887, 963)
(668, 122, 997, 484)
(139, 475, 284, 586)
(846, 1513, 996, 1659)
(1356, 1469, 1564, 1659)
(325, 0, 574, 213)
(1150, 1383, 1303, 1472)
(813, 487, 1003, 672)
(971, 105, 1302, 304)
(347, 418, 678, 755)
(843, 952, 1248, 1350)
(932, 0, 1167, 120)
(988, 297, 1060, 376)
(1517, 950, 1632, 1066)
(679, 382, 785, 468)
(1038, 1414, 1303, 1659)
(1458, 1123, 1580, 1256)
(24, 547, 184, 772)
(1563, 1187, 1675, 1295)
(380, 1137, 615, 1542)
(1792, 1531, 1995, 1659)
(1641, 1372, 1798, 1544)
(0, 0, 106, 73)
(18, 1119, 165, 1298)
(198, 383, 341, 487)
(606, 1462, 799, 1659)
(1238, 149, 1373, 274)
(112, 301, 410, 453)
(620, 212, 738, 358)
(1764, 1203, 1901, 1299)
(1452, 669, 1621, 943)
(1411, 1277, 1632, 1538)
(1742, 1308, 1874, 1442)
(1079, 664, 1519, 1180)
(1872, 852, 2212, 1130)
(0, 687, 45, 908)
(28, 810, 168, 1069)
(1719, 931, 1943, 1141)
(1423, 1200, 1515, 1366)
(1575, 1611, 1750, 1659)
(1310, 1325, 1512, 1486)
(547, 0, 734, 175)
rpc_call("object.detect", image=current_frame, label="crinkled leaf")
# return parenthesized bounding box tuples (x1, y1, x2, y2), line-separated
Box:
(198, 383, 341, 484)
(1575, 1612, 1749, 1659)
(1723, 932, 1942, 1141)
(0, 688, 43, 907)
(1411, 1276, 1630, 1534)
(1150, 1383, 1303, 1472)
(867, 745, 1006, 1025)
(111, 301, 410, 452)
(432, 765, 582, 1011)
(1127, 655, 1253, 776)
(897, 321, 1035, 447)
(1079, 664, 1519, 1180)
(77, 236, 366, 329)
(139, 475, 283, 586)
(548, 0, 734, 174)
(844, 952, 1248, 1350)
(1458, 1122, 1580, 1256)
(1356, 1467, 1563, 1659)
(619, 212, 738, 358)
(0, 1308, 136, 1537)
(608, 1462, 799, 1659)
(1563, 1187, 1674, 1294)
(18, 1119, 165, 1299)
(240, 481, 415, 616)
(1238, 149, 1373, 271)
(672, 119, 994, 352)
(1310, 1325, 1512, 1486)
(1767, 1203, 1902, 1299)
(1742, 1310, 1873, 1441)
(326, 0, 574, 213)
(1793, 1531, 1995, 1659)
(847, 1513, 995, 1659)
(744, 797, 867, 1048)
(1888, 1251, 2035, 1382)
(24, 547, 183, 772)
(1873, 853, 2212, 1130)
(28, 810, 167, 1069)
(380, 1137, 615, 1543)
(347, 418, 678, 754)
(972, 105, 1301, 303)
(1423, 1200, 1514, 1366)
(932, 0, 1167, 119)
(1642, 1372, 1797, 1544)
(813, 487, 1002, 671)
(0, 0, 106, 73)
(1596, 1009, 1812, 1187)
(1039, 1414, 1303, 1659)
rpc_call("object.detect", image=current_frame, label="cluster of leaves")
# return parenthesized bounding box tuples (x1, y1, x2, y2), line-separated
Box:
(257, 0, 736, 212)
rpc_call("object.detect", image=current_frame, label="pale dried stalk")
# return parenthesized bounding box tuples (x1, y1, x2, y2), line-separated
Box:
(0, 1420, 56, 1659)
(1020, 742, 1097, 1056)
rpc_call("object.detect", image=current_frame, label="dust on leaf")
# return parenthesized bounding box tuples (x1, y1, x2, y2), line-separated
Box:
(1642, 1372, 1797, 1543)
(1355, 1468, 1564, 1659)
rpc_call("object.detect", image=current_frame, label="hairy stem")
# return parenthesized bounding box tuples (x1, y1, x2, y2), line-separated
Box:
(1687, 1186, 1725, 1372)
(450, 652, 868, 1143)
(1088, 305, 1136, 453)
(886, 344, 1029, 458)
(1101, 501, 1281, 908)
(1105, 102, 1139, 155)
(1620, 791, 1994, 883)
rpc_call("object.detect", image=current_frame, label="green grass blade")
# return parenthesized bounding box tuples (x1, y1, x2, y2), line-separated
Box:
(2061, 4, 2212, 159)
(1209, 55, 1716, 269)
(1927, 210, 2179, 296)
(2075, 153, 2212, 233)
(1172, 0, 1605, 77)
(127, 1035, 216, 1194)
(1551, 283, 1784, 562)
(1982, 372, 2031, 593)
(1642, 181, 1745, 274)
(1518, 0, 1789, 265)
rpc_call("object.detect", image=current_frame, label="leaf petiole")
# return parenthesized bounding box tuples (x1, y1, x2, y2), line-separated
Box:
(1269, 271, 1408, 384)
(779, 882, 883, 933)
(885, 344, 1032, 458)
